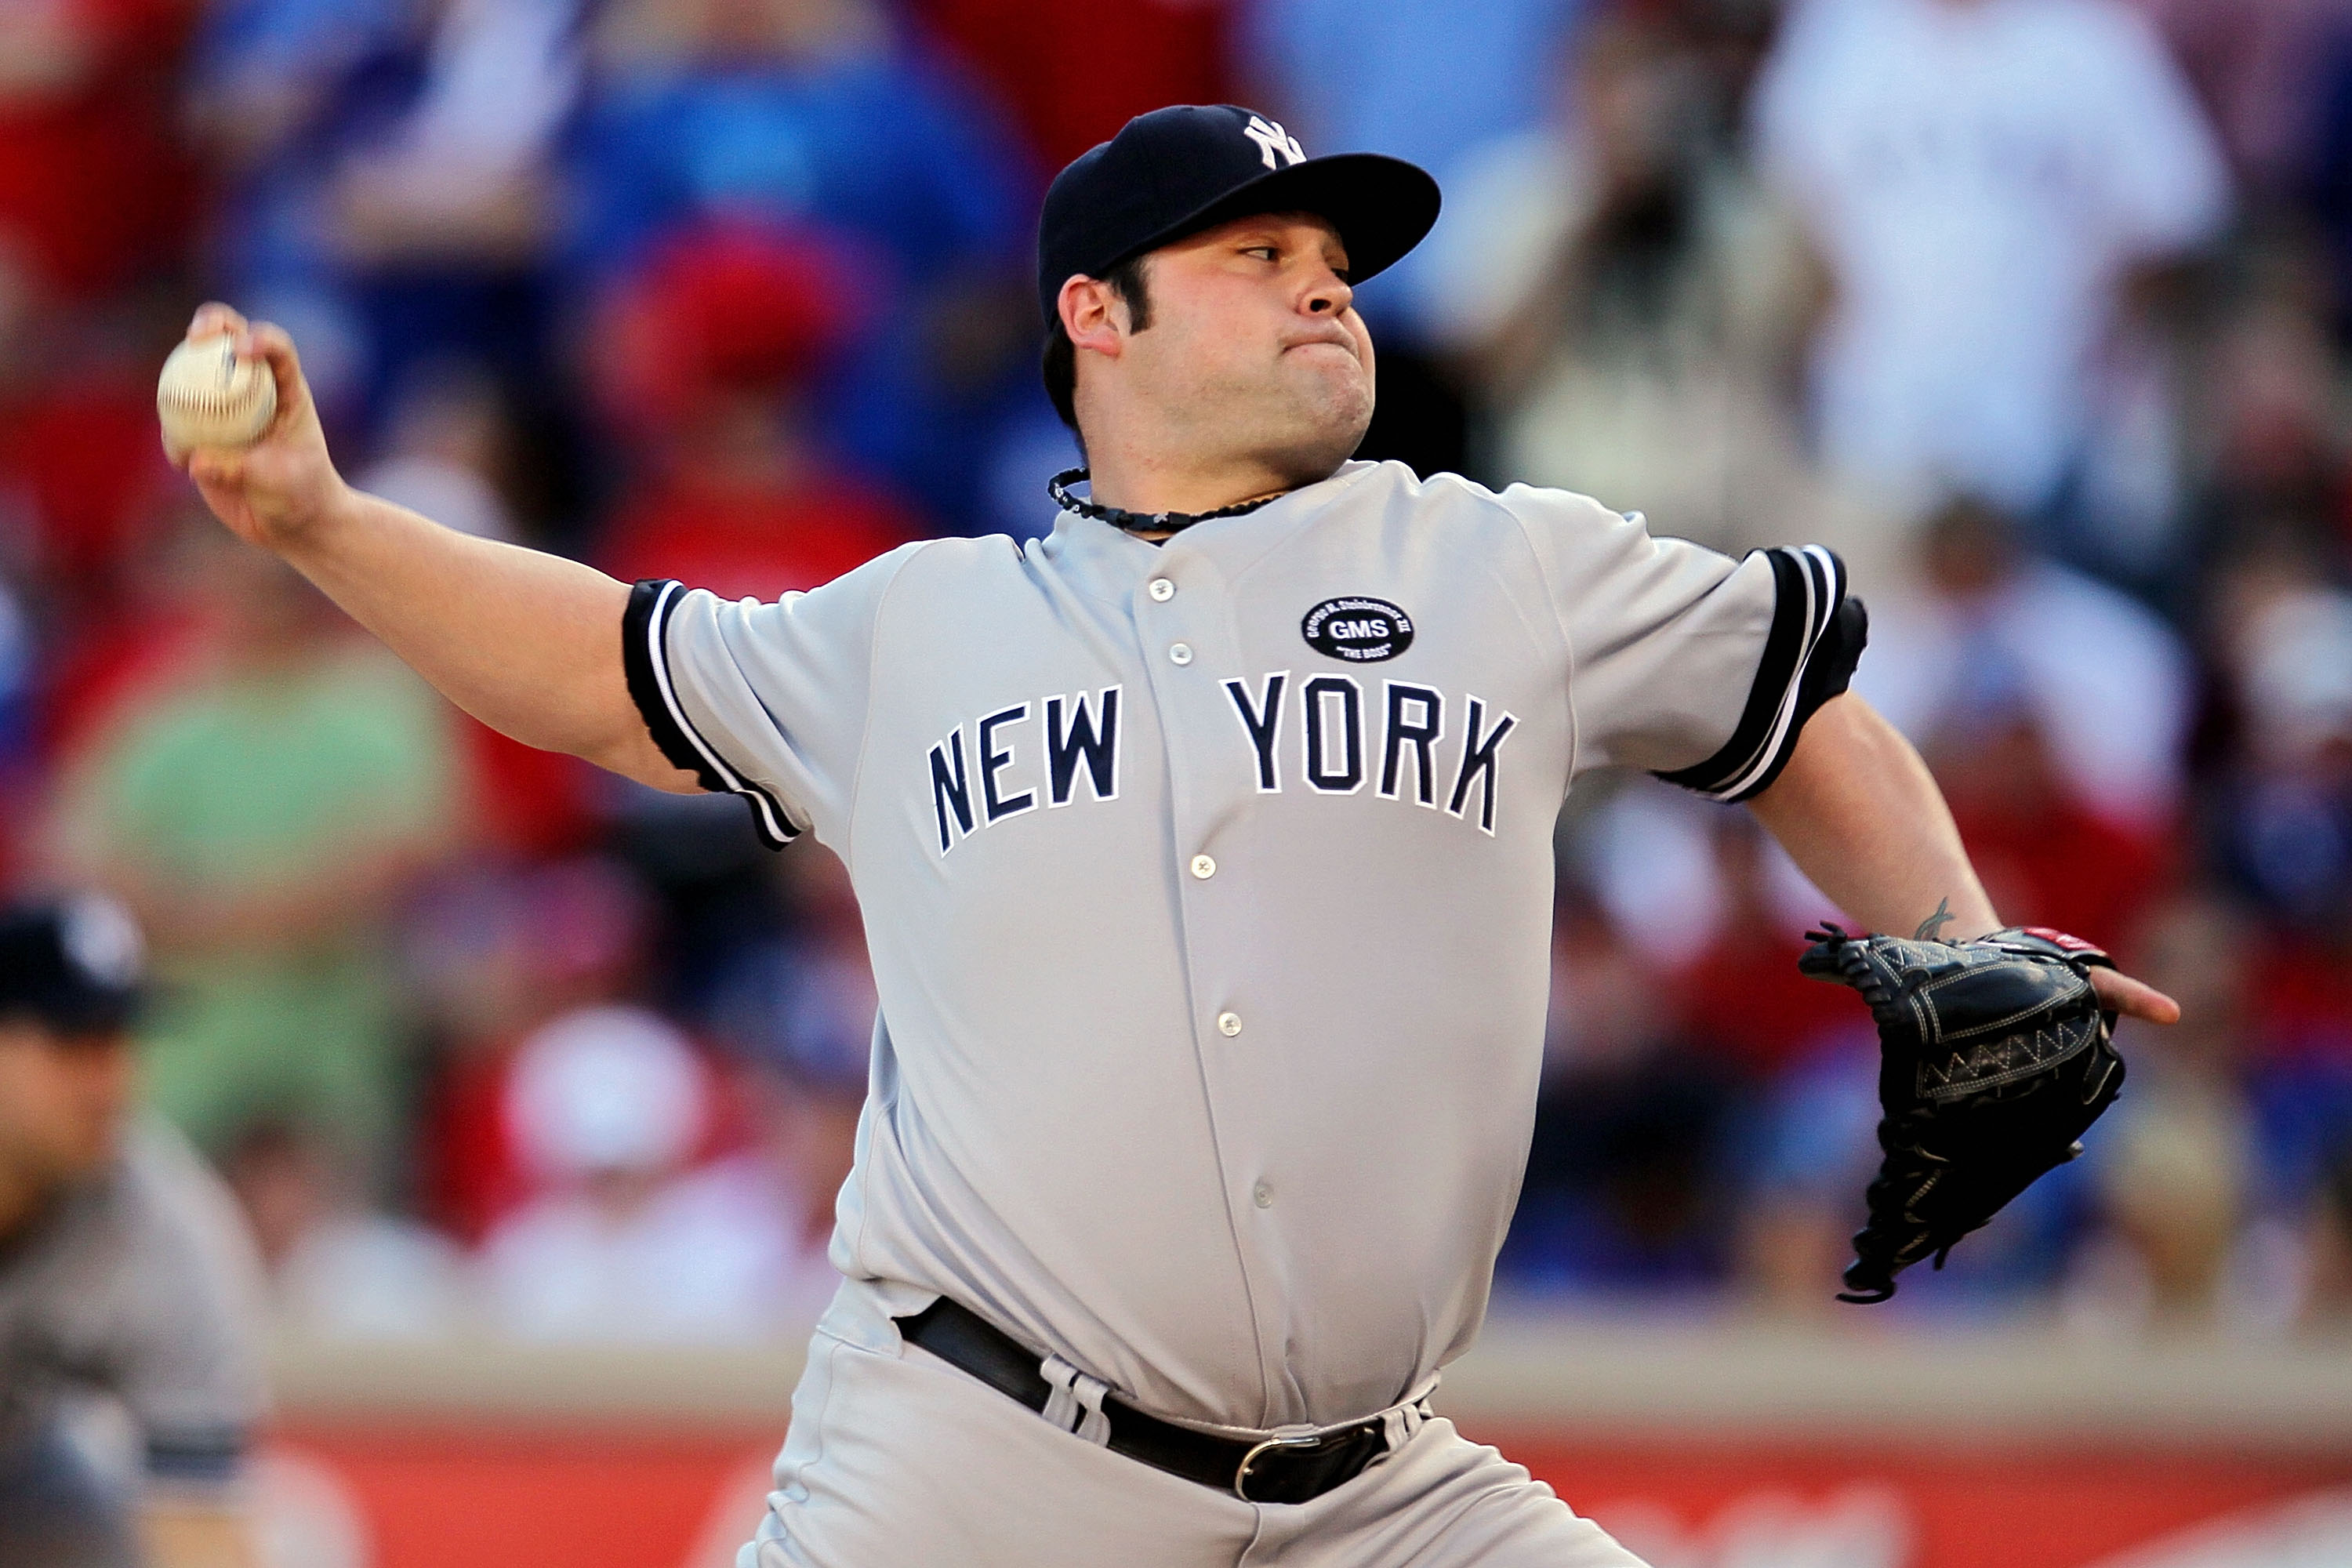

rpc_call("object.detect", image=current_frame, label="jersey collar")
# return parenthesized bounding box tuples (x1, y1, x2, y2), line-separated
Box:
(1037, 460, 1384, 603)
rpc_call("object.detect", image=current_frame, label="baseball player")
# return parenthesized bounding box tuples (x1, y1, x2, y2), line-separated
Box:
(174, 104, 2178, 1567)
(0, 896, 267, 1568)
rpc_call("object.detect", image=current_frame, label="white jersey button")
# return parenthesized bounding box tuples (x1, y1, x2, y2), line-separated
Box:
(1190, 855, 1216, 880)
(1169, 642, 1193, 666)
(1147, 577, 1175, 602)
(1217, 1011, 1242, 1036)
(1253, 1181, 1274, 1208)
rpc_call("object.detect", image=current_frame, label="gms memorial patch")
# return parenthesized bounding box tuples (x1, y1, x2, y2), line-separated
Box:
(1301, 596, 1414, 663)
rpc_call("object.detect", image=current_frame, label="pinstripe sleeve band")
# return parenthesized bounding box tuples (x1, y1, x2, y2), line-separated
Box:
(1653, 545, 1865, 804)
(622, 578, 800, 848)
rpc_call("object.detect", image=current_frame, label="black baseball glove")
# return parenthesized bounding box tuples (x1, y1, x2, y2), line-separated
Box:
(1798, 923, 2126, 1303)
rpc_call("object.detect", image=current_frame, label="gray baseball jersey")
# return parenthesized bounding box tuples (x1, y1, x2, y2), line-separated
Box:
(0, 1119, 267, 1478)
(624, 459, 1857, 1432)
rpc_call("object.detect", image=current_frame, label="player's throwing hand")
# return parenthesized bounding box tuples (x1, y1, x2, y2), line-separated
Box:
(165, 304, 350, 553)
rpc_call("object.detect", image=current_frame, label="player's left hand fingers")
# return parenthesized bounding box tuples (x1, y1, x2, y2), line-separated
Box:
(2092, 966, 2180, 1025)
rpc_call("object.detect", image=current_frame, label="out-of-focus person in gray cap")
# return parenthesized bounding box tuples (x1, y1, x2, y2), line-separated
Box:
(0, 895, 268, 1568)
(479, 1002, 769, 1341)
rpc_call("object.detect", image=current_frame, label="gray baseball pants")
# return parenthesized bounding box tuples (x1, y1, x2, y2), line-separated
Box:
(738, 1281, 1648, 1568)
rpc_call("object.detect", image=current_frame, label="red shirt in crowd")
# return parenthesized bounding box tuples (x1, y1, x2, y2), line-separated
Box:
(598, 476, 921, 603)
(910, 0, 1235, 170)
(0, 0, 198, 299)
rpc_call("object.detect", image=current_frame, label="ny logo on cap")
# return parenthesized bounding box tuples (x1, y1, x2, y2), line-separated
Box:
(1244, 115, 1306, 171)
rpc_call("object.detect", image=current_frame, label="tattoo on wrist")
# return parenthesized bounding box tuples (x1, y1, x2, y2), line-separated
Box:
(1914, 898, 1955, 942)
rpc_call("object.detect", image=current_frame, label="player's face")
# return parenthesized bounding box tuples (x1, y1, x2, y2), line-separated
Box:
(0, 1022, 136, 1190)
(1123, 213, 1375, 487)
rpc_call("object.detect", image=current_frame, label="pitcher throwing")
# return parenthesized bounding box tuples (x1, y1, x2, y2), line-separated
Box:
(173, 103, 2178, 1568)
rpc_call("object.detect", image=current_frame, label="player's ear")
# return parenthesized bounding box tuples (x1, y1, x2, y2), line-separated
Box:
(1059, 276, 1127, 359)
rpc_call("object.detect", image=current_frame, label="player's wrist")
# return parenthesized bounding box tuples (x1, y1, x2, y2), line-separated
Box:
(267, 474, 363, 558)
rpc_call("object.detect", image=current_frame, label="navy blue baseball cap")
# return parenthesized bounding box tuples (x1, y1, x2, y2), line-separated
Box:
(0, 895, 148, 1036)
(1036, 104, 1442, 326)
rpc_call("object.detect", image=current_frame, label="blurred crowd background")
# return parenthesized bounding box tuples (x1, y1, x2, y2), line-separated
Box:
(2, 0, 2350, 1347)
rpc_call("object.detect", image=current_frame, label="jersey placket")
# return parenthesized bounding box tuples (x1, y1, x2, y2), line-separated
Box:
(1131, 534, 1296, 1426)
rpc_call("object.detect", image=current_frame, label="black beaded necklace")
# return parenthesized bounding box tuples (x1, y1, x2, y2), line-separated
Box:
(1048, 467, 1286, 537)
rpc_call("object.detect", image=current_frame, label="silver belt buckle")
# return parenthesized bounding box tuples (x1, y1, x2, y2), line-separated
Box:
(1233, 1433, 1326, 1502)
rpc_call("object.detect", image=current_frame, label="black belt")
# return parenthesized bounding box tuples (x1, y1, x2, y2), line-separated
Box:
(894, 1297, 1410, 1504)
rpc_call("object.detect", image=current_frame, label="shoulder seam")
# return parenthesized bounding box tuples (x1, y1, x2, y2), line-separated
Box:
(844, 539, 963, 870)
(1486, 486, 1587, 783)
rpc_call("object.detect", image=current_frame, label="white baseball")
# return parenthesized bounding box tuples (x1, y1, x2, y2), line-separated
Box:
(157, 330, 277, 458)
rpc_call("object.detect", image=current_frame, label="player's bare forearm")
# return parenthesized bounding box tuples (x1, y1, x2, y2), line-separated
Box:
(1748, 693, 2178, 1025)
(168, 305, 695, 792)
(284, 488, 691, 785)
(1746, 692, 1996, 940)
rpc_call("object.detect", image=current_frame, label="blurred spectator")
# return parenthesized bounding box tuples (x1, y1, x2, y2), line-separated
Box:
(1733, 1025, 1877, 1313)
(1240, 0, 1588, 477)
(652, 1052, 857, 1334)
(1754, 0, 2230, 576)
(31, 503, 223, 827)
(406, 855, 652, 1243)
(1925, 697, 2171, 942)
(590, 220, 918, 598)
(50, 528, 461, 1181)
(2123, 0, 2352, 196)
(688, 848, 877, 1324)
(359, 364, 604, 857)
(0, 0, 198, 302)
(0, 250, 181, 622)
(221, 1116, 470, 1339)
(1572, 776, 1829, 971)
(1891, 504, 2184, 943)
(1859, 495, 2194, 837)
(565, 0, 1035, 528)
(1429, 0, 1862, 558)
(0, 570, 29, 782)
(0, 895, 268, 1567)
(1671, 814, 1853, 1079)
(2286, 9, 2352, 338)
(2307, 1146, 2352, 1328)
(2190, 258, 2348, 578)
(481, 1001, 814, 1341)
(186, 0, 584, 426)
(2195, 563, 2352, 1277)
(702, 848, 873, 1091)
(1501, 896, 1744, 1294)
(2065, 895, 2264, 1330)
(357, 361, 526, 544)
(2205, 572, 2352, 935)
(912, 0, 1235, 170)
(1241, 0, 1583, 180)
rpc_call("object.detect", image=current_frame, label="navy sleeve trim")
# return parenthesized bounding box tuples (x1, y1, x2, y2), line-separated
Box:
(1654, 544, 1864, 804)
(622, 578, 800, 848)
(145, 1425, 246, 1484)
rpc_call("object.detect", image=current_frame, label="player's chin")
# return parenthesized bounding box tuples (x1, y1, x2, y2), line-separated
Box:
(1279, 367, 1372, 456)
(1251, 405, 1367, 485)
